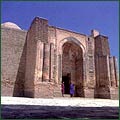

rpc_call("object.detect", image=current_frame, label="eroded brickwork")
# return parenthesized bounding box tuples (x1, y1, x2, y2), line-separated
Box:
(1, 27, 27, 96)
(94, 35, 118, 99)
(1, 17, 119, 99)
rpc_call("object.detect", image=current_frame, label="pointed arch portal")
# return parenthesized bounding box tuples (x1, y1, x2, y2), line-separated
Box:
(59, 37, 85, 97)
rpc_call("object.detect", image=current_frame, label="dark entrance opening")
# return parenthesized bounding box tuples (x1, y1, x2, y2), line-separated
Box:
(62, 74, 70, 94)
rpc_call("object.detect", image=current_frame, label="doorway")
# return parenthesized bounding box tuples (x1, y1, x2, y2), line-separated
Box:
(62, 41, 84, 97)
(62, 75, 70, 94)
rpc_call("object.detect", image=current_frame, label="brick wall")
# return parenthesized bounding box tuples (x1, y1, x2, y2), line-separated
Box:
(1, 17, 118, 99)
(94, 35, 111, 98)
(1, 27, 27, 96)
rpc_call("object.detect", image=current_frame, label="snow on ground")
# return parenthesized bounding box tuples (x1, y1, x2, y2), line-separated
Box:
(1, 96, 119, 107)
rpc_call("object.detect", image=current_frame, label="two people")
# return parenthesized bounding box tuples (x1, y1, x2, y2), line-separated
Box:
(61, 82, 75, 97)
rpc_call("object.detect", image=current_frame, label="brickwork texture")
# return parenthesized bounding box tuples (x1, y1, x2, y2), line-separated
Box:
(1, 17, 119, 99)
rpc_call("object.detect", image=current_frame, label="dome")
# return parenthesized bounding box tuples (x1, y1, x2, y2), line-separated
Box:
(1, 22, 21, 30)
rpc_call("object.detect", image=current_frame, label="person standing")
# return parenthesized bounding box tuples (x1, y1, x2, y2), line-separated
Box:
(61, 82, 65, 97)
(70, 83, 75, 97)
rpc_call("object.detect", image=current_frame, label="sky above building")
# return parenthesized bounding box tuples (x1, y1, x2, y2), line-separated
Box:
(1, 1, 119, 60)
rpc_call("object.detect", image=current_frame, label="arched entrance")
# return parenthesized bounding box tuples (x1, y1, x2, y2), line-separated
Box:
(62, 41, 84, 97)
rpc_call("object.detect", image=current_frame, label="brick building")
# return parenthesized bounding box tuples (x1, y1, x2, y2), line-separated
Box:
(1, 17, 119, 99)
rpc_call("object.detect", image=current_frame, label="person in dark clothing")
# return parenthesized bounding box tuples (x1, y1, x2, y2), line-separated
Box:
(70, 83, 75, 97)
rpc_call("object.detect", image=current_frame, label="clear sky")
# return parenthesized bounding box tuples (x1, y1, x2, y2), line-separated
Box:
(1, 1, 119, 59)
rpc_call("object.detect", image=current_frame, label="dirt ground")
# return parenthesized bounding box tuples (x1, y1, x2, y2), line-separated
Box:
(1, 97, 119, 119)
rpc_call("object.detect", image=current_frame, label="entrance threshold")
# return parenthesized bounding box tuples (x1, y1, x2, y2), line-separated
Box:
(63, 94, 70, 97)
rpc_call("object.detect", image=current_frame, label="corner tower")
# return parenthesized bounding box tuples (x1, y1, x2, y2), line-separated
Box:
(92, 30, 118, 99)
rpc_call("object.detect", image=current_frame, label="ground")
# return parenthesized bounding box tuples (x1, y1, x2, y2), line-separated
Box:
(1, 96, 119, 119)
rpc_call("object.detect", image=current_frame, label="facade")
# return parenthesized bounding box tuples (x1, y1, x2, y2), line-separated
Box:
(1, 17, 119, 99)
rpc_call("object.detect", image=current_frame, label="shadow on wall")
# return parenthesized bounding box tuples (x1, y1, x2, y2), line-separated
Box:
(75, 84, 84, 97)
(13, 39, 27, 97)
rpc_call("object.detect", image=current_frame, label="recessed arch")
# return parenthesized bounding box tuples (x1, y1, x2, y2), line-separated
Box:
(59, 36, 86, 55)
(58, 37, 86, 97)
